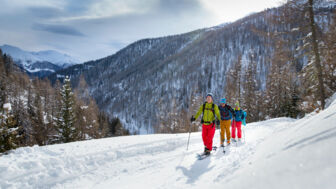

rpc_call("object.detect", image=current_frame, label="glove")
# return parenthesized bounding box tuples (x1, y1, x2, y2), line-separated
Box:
(216, 119, 220, 126)
(190, 116, 196, 123)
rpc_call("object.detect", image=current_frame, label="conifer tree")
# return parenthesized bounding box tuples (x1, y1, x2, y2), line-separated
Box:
(57, 76, 78, 143)
(0, 104, 22, 153)
(30, 91, 47, 145)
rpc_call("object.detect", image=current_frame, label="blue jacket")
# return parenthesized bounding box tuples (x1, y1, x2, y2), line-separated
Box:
(218, 104, 234, 120)
(233, 109, 245, 122)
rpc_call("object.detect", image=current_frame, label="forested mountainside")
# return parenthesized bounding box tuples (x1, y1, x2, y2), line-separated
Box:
(48, 0, 336, 134)
(0, 50, 130, 153)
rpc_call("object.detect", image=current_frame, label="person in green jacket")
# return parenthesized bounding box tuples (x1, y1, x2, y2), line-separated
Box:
(191, 93, 221, 155)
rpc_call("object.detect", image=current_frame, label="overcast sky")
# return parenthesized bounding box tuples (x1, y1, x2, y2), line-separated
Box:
(0, 0, 281, 62)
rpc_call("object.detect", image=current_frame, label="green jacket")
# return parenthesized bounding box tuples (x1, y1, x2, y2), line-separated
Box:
(194, 102, 221, 125)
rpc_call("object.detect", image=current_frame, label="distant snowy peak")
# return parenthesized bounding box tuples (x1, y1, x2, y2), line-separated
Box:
(0, 44, 79, 77)
(0, 44, 79, 67)
(31, 50, 78, 67)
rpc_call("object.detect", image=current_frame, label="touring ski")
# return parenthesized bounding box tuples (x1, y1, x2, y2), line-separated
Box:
(196, 146, 217, 160)
(196, 153, 210, 160)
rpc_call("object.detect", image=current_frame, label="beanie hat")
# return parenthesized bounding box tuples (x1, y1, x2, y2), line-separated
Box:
(235, 101, 240, 110)
(220, 98, 226, 104)
(206, 93, 213, 99)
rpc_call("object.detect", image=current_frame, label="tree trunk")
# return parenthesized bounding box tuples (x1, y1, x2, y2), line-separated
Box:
(308, 0, 326, 109)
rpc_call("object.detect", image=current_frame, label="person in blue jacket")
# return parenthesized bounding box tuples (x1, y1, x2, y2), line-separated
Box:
(231, 102, 246, 142)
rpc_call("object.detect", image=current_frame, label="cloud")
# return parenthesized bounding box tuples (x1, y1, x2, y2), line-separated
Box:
(32, 23, 85, 37)
(156, 0, 203, 15)
(28, 6, 63, 19)
(0, 0, 280, 62)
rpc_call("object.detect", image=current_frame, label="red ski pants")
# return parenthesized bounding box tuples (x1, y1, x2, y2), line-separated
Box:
(231, 120, 242, 139)
(202, 123, 216, 151)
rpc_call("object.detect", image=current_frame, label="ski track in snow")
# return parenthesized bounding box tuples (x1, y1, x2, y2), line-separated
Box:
(1, 98, 336, 188)
(0, 118, 293, 189)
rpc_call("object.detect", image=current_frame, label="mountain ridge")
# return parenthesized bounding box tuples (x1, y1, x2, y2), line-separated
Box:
(0, 44, 79, 77)
(48, 1, 335, 134)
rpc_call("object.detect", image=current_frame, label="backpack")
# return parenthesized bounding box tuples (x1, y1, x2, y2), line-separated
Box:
(201, 103, 215, 124)
(221, 105, 232, 119)
(218, 105, 232, 120)
(243, 111, 247, 126)
(234, 110, 244, 122)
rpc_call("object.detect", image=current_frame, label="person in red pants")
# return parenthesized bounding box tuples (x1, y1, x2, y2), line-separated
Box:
(231, 102, 245, 143)
(191, 93, 221, 155)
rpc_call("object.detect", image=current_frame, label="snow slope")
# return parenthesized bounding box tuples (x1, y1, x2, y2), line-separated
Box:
(1, 97, 336, 189)
(0, 45, 78, 67)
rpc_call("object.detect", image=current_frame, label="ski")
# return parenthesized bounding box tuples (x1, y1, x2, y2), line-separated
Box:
(196, 153, 210, 160)
(196, 146, 216, 160)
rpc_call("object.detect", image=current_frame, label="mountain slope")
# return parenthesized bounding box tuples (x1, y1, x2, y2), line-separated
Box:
(48, 2, 335, 134)
(1, 94, 335, 189)
(0, 44, 79, 77)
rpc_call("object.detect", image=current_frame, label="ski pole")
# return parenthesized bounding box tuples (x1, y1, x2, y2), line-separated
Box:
(186, 122, 192, 151)
(235, 120, 238, 147)
(243, 126, 246, 143)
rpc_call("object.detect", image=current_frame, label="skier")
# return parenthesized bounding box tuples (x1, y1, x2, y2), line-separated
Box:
(190, 93, 221, 155)
(231, 102, 245, 143)
(218, 98, 235, 147)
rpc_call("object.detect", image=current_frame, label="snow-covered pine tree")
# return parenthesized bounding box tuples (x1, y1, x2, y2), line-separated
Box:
(0, 50, 7, 110)
(0, 103, 23, 153)
(57, 76, 78, 143)
(29, 90, 47, 146)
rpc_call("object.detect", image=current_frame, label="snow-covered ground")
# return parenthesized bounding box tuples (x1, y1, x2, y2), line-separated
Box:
(1, 97, 336, 189)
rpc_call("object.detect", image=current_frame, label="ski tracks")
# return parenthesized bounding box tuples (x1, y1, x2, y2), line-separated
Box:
(0, 118, 296, 188)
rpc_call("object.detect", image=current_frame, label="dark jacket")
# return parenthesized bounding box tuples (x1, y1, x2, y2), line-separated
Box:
(218, 104, 235, 120)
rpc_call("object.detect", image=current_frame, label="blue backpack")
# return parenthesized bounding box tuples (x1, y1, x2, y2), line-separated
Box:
(234, 110, 245, 122)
